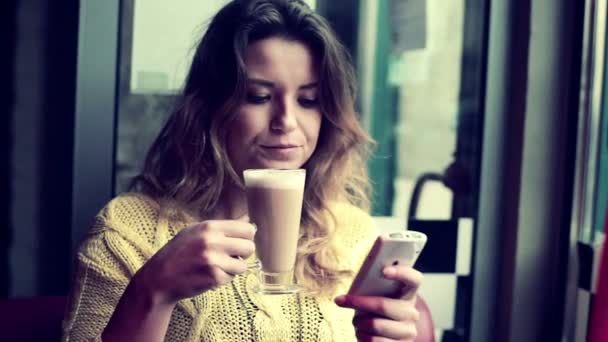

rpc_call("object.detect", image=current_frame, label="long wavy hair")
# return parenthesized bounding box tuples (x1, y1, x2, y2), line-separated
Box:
(135, 0, 372, 295)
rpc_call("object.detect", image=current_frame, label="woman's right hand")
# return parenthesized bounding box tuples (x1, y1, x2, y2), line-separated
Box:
(133, 219, 256, 306)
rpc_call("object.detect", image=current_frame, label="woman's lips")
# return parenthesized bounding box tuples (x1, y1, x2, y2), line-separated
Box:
(261, 144, 299, 149)
(260, 145, 301, 160)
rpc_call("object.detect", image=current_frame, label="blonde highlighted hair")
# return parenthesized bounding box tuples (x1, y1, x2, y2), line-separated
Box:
(134, 0, 372, 295)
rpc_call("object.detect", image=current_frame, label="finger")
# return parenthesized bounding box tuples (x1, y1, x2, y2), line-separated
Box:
(219, 252, 250, 275)
(335, 295, 418, 321)
(201, 252, 249, 276)
(236, 213, 250, 222)
(201, 265, 234, 286)
(382, 266, 423, 287)
(353, 315, 418, 340)
(382, 266, 423, 300)
(217, 236, 256, 258)
(200, 220, 256, 240)
(354, 329, 395, 342)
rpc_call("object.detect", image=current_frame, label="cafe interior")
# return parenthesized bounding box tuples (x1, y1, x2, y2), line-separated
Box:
(1, 0, 607, 341)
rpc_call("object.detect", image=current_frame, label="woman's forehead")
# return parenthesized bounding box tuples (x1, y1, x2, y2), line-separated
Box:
(244, 37, 318, 78)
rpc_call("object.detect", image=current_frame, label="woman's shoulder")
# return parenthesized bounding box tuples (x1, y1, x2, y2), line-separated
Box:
(328, 202, 377, 244)
(104, 191, 160, 219)
(94, 192, 161, 235)
(329, 202, 373, 227)
(327, 202, 378, 272)
(77, 193, 161, 263)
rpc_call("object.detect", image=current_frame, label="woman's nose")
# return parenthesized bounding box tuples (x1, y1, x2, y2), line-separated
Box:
(270, 98, 298, 133)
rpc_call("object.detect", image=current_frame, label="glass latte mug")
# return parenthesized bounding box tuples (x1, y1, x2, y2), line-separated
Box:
(243, 169, 305, 294)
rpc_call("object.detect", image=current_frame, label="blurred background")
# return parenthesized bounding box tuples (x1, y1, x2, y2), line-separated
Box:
(2, 0, 607, 341)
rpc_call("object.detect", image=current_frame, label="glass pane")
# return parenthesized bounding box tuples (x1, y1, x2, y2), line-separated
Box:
(597, 95, 608, 239)
(115, 0, 222, 192)
(357, 0, 487, 340)
(574, 0, 607, 243)
(390, 0, 462, 220)
(594, 4, 608, 240)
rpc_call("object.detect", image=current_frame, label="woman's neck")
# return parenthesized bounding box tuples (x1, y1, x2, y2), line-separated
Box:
(208, 183, 249, 220)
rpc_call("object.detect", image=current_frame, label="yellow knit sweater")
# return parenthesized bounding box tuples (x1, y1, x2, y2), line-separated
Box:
(61, 193, 377, 341)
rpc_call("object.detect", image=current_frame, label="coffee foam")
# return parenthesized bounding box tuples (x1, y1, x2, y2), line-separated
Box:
(243, 169, 305, 189)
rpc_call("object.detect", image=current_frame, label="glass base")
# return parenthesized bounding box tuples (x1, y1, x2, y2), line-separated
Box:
(247, 259, 261, 270)
(252, 270, 299, 294)
(252, 283, 300, 294)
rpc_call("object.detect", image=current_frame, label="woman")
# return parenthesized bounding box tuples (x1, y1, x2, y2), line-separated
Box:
(62, 0, 423, 341)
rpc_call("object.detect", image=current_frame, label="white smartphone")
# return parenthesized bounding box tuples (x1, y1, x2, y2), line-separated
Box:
(347, 231, 427, 297)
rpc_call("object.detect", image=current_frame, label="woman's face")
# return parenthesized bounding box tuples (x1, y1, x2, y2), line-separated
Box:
(226, 36, 322, 175)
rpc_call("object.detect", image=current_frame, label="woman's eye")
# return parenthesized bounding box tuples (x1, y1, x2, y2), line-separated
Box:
(298, 97, 319, 108)
(246, 93, 271, 104)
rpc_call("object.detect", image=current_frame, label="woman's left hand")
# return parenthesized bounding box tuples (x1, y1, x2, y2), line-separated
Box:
(335, 265, 423, 342)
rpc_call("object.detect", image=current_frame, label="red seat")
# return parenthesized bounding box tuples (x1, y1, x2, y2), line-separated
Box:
(0, 296, 66, 341)
(0, 295, 434, 341)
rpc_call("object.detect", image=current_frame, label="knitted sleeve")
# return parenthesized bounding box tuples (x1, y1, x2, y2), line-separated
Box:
(61, 206, 135, 341)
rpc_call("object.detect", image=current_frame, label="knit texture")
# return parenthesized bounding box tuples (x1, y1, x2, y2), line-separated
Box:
(61, 193, 377, 341)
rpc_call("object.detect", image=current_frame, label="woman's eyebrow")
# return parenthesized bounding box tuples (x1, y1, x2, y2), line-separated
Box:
(299, 82, 318, 90)
(247, 78, 275, 88)
(247, 78, 318, 90)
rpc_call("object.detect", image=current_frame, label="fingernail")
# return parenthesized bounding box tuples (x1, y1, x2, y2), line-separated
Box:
(334, 295, 347, 305)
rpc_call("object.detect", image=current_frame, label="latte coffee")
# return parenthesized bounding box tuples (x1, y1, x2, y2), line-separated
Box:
(243, 169, 305, 294)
